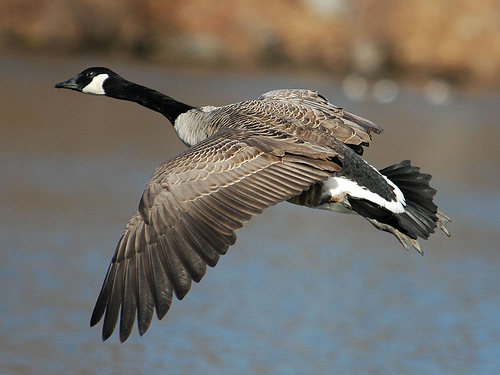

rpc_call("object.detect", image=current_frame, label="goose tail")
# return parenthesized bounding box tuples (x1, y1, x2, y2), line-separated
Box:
(349, 160, 451, 253)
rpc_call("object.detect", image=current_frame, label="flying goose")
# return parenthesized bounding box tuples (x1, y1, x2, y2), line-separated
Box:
(55, 67, 450, 342)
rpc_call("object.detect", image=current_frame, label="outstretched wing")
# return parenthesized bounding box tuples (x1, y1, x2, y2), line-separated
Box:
(258, 89, 383, 153)
(90, 128, 341, 342)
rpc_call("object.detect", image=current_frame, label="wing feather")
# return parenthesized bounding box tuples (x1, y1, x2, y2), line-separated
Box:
(135, 250, 155, 336)
(119, 259, 136, 342)
(258, 89, 383, 153)
(146, 242, 173, 319)
(157, 234, 192, 299)
(213, 189, 264, 215)
(101, 261, 125, 341)
(91, 128, 340, 341)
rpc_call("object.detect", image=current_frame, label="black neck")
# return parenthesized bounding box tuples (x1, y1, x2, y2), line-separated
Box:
(106, 80, 194, 124)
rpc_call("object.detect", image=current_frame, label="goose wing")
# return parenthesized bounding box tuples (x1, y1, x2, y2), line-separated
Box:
(258, 89, 383, 153)
(91, 128, 341, 342)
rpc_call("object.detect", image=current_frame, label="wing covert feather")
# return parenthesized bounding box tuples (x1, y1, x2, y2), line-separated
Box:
(258, 89, 383, 150)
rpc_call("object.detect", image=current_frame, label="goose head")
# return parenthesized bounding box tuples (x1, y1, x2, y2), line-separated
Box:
(55, 67, 120, 96)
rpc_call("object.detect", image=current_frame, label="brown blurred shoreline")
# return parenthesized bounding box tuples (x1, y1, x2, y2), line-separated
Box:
(1, 0, 499, 90)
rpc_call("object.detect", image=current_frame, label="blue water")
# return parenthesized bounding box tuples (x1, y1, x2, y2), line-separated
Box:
(0, 53, 499, 374)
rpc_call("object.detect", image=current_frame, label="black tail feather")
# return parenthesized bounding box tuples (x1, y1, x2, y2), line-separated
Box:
(349, 160, 450, 252)
(380, 160, 438, 239)
(380, 160, 437, 213)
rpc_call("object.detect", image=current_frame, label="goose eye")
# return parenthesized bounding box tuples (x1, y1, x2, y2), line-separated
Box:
(86, 71, 95, 78)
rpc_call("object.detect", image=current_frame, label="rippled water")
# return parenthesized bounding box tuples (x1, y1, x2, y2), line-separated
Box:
(1, 53, 499, 374)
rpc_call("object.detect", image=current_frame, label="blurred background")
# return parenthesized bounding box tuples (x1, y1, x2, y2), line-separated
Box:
(0, 0, 499, 374)
(1, 0, 499, 89)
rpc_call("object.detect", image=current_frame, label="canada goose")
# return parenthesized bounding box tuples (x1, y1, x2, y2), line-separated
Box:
(55, 67, 450, 342)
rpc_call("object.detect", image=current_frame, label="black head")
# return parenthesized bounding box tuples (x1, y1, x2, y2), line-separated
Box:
(54, 67, 120, 95)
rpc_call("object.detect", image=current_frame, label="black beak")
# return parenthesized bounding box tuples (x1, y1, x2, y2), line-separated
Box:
(54, 76, 80, 91)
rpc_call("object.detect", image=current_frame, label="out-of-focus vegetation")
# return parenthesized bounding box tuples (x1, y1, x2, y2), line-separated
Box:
(0, 0, 498, 88)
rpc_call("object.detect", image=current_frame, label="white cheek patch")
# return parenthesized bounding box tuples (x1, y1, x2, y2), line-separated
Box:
(82, 74, 109, 95)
